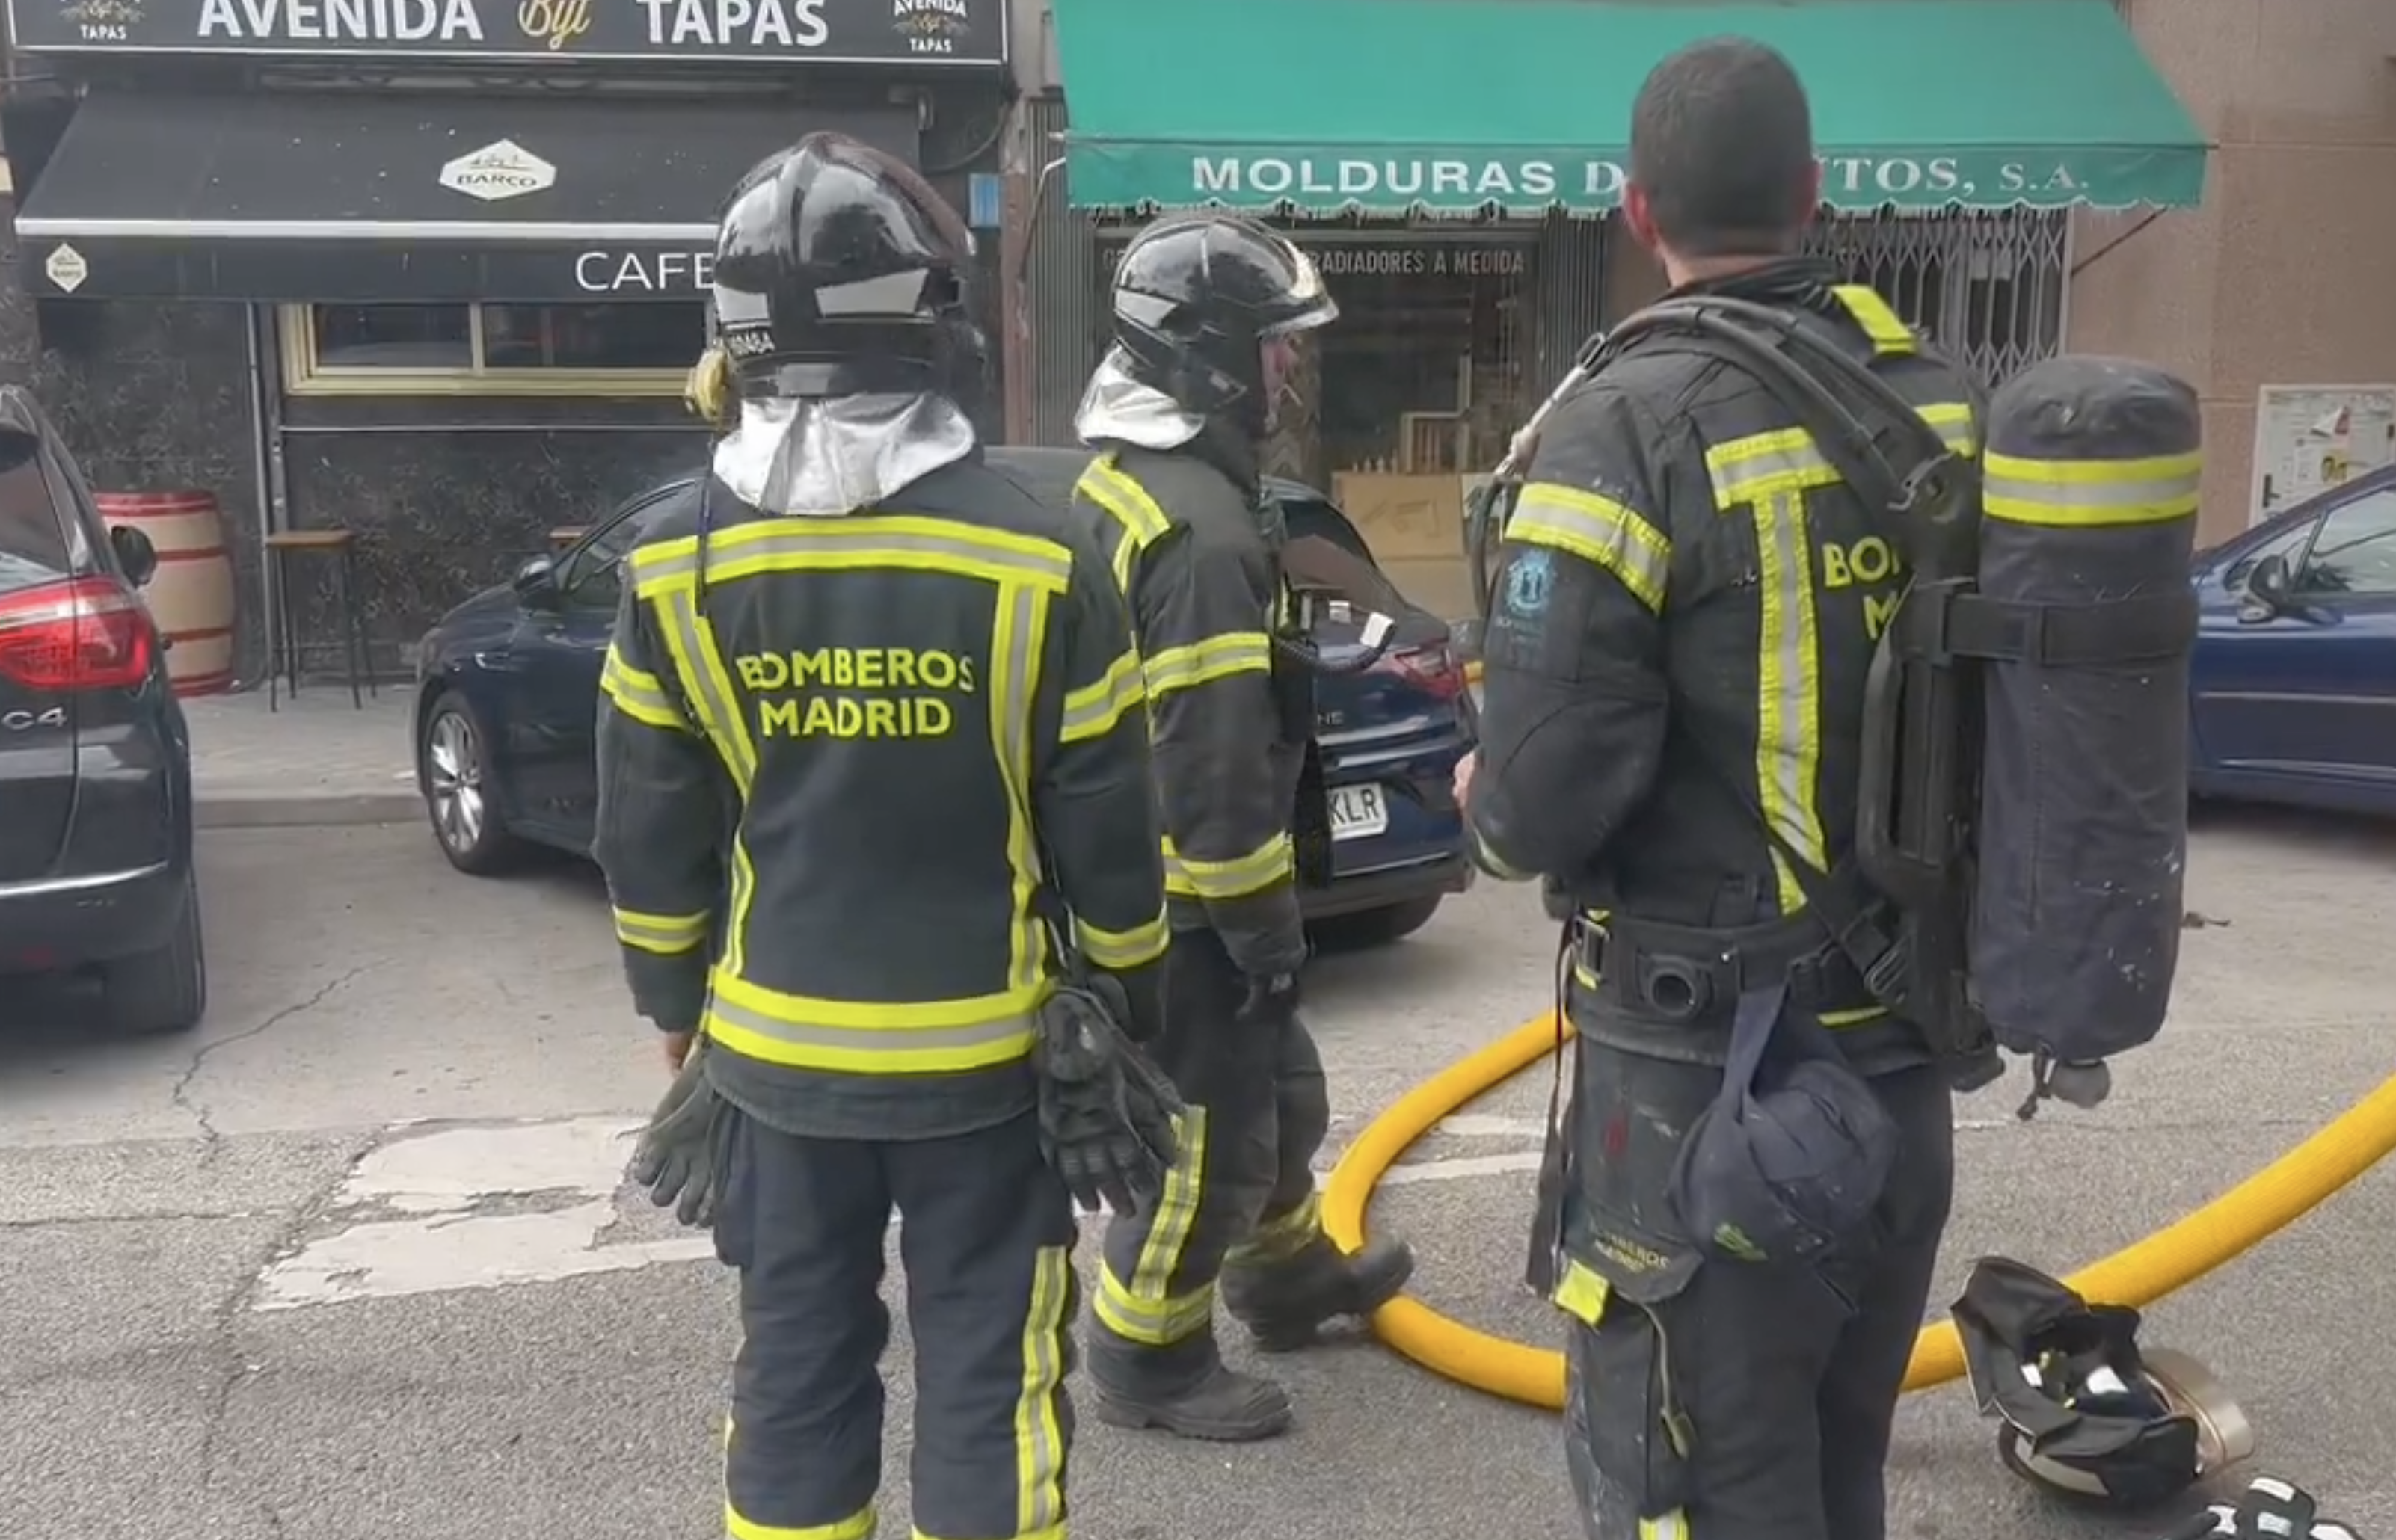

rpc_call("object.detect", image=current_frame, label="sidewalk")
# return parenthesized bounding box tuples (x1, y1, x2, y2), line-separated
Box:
(183, 683, 423, 829)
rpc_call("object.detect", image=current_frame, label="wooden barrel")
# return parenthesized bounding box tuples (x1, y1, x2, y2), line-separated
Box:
(96, 490, 236, 697)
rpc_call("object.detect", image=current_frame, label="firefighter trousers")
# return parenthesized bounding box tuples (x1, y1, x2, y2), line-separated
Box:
(1088, 928, 1330, 1385)
(711, 1106, 1079, 1540)
(1561, 1059, 1955, 1540)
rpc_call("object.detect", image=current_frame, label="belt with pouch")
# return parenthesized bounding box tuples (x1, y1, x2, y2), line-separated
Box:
(1571, 908, 1870, 1023)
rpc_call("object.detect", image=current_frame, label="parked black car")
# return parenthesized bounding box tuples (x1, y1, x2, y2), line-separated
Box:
(411, 448, 1476, 948)
(0, 388, 206, 1032)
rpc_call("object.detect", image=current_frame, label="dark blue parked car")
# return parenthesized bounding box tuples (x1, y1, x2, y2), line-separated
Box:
(2189, 466, 2396, 816)
(0, 386, 206, 1033)
(412, 447, 1476, 947)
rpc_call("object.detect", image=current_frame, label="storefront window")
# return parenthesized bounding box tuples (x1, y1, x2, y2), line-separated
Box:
(286, 302, 707, 395)
(1312, 241, 1535, 479)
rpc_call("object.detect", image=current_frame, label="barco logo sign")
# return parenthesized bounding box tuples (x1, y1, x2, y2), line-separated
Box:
(438, 138, 556, 201)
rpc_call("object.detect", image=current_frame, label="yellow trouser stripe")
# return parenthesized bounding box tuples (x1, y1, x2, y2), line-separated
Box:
(1012, 1244, 1072, 1537)
(1096, 1107, 1214, 1345)
(612, 905, 708, 955)
(1227, 1189, 1320, 1266)
(1074, 909, 1170, 971)
(722, 1411, 877, 1540)
(1060, 648, 1144, 743)
(1706, 404, 1976, 511)
(1982, 449, 2202, 528)
(1830, 283, 1917, 355)
(1639, 1514, 1691, 1540)
(599, 643, 689, 732)
(1142, 632, 1272, 698)
(1508, 481, 1671, 612)
(1752, 489, 1825, 914)
(1162, 832, 1294, 901)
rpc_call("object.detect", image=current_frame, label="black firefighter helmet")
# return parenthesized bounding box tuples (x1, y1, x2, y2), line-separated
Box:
(1105, 214, 1339, 437)
(1956, 1257, 2255, 1509)
(710, 132, 985, 407)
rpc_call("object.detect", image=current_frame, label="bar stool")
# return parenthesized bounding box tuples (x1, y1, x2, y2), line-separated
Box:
(265, 528, 375, 711)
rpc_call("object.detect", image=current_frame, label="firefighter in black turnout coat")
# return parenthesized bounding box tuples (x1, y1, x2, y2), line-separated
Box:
(592, 133, 1169, 1540)
(1461, 43, 1975, 1540)
(1069, 214, 1416, 1441)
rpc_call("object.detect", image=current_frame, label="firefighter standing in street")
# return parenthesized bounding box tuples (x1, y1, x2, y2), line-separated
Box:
(1459, 43, 1979, 1540)
(1068, 213, 1416, 1441)
(593, 133, 1172, 1540)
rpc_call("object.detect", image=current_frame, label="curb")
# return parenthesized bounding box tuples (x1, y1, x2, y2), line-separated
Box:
(196, 789, 423, 831)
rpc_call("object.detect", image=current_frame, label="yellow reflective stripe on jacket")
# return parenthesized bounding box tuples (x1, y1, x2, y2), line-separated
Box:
(1013, 1244, 1074, 1539)
(1508, 480, 1671, 612)
(1754, 489, 1826, 912)
(1060, 647, 1143, 744)
(1707, 402, 1977, 511)
(1162, 831, 1294, 901)
(1830, 284, 1917, 356)
(1141, 631, 1272, 699)
(629, 515, 1072, 595)
(636, 577, 758, 975)
(1982, 449, 2201, 528)
(1075, 454, 1175, 594)
(1074, 908, 1169, 970)
(988, 579, 1052, 998)
(1550, 1256, 1612, 1325)
(612, 905, 709, 956)
(704, 970, 1043, 1074)
(598, 643, 688, 733)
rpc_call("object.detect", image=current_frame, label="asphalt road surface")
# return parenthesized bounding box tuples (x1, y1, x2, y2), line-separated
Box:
(3, 810, 2392, 1540)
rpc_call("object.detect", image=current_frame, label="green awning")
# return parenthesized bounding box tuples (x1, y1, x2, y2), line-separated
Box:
(1052, 0, 2208, 217)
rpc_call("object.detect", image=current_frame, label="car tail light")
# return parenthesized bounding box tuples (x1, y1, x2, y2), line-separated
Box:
(0, 576, 155, 692)
(1369, 641, 1466, 700)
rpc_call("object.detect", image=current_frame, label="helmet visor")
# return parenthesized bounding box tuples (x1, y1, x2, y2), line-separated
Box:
(1257, 237, 1339, 338)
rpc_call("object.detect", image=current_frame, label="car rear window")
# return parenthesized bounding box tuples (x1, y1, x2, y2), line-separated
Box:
(1280, 497, 1374, 562)
(0, 431, 68, 595)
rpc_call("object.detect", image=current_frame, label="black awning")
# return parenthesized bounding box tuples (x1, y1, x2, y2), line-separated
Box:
(14, 91, 921, 303)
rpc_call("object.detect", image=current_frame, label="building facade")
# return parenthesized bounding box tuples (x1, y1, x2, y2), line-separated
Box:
(0, 0, 1012, 680)
(996, 0, 2396, 612)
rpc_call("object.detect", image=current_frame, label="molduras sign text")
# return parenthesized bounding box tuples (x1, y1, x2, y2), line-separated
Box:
(20, 0, 1004, 61)
(1175, 152, 2097, 212)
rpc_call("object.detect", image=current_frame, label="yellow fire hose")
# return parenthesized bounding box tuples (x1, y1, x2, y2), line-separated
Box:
(1321, 1010, 2396, 1410)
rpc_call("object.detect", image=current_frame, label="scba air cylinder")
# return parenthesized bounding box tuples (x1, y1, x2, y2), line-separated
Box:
(1973, 357, 2202, 1062)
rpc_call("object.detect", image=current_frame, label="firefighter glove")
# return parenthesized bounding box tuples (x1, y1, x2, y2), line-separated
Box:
(1033, 981, 1185, 1214)
(629, 1036, 733, 1229)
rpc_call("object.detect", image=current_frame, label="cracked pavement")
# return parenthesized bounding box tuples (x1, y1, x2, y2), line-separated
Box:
(1, 816, 2393, 1539)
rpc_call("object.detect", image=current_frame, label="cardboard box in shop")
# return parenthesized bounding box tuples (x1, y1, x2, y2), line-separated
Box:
(1331, 471, 1479, 620)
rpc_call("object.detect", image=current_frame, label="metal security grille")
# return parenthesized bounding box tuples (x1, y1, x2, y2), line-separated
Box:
(1803, 211, 2070, 388)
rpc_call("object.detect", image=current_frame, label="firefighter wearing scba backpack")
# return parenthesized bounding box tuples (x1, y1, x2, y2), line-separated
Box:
(595, 132, 1185, 1540)
(1458, 38, 2205, 1540)
(1066, 212, 1417, 1442)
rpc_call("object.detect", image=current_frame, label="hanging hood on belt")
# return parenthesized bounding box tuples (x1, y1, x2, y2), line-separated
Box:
(1072, 345, 1207, 452)
(712, 392, 978, 517)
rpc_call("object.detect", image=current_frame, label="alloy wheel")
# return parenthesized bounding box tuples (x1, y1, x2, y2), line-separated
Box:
(426, 709, 486, 854)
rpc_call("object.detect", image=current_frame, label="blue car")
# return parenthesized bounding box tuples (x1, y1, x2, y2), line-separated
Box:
(412, 448, 1477, 947)
(0, 386, 206, 1033)
(2189, 466, 2396, 816)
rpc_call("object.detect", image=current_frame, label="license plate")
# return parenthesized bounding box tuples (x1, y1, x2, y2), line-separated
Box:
(1328, 783, 1390, 840)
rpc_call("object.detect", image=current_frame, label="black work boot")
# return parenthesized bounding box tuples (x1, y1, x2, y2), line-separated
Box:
(1222, 1235, 1416, 1353)
(1086, 1332, 1295, 1443)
